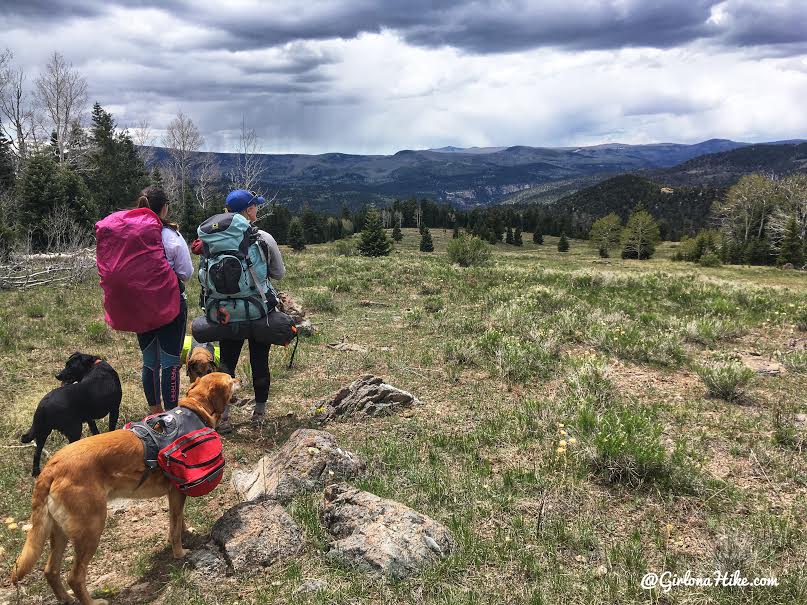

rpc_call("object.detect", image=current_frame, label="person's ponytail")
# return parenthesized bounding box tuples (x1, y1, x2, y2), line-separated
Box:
(135, 186, 178, 231)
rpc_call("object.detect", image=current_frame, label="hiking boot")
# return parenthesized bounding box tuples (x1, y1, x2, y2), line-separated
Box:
(217, 418, 233, 434)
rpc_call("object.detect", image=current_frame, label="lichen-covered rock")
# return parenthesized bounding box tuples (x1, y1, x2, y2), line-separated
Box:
(210, 500, 304, 574)
(188, 545, 229, 579)
(321, 483, 455, 580)
(312, 374, 419, 423)
(231, 429, 364, 503)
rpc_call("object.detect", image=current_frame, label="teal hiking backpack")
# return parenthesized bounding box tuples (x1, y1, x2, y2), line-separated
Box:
(197, 213, 277, 324)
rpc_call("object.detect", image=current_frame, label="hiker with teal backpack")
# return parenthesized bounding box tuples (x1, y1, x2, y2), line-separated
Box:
(193, 190, 286, 432)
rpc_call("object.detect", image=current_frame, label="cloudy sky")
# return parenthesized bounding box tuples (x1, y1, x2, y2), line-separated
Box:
(2, 0, 806, 154)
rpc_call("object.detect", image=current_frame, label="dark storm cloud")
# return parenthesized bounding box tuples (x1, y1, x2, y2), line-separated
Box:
(2, 0, 806, 154)
(718, 0, 807, 46)
(3, 0, 805, 54)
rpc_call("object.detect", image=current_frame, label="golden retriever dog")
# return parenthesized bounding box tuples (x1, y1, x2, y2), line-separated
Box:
(186, 345, 218, 382)
(10, 372, 238, 605)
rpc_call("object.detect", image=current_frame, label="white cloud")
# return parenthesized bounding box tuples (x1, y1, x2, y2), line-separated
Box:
(1, 2, 805, 153)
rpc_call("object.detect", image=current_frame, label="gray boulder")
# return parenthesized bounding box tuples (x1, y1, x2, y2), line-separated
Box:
(231, 429, 365, 503)
(210, 500, 304, 574)
(312, 374, 420, 423)
(321, 483, 455, 580)
(188, 545, 229, 579)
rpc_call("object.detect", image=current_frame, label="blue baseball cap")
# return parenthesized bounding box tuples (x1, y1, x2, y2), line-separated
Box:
(225, 189, 266, 212)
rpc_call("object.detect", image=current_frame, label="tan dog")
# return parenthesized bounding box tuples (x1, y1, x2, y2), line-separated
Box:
(186, 346, 218, 382)
(10, 372, 238, 605)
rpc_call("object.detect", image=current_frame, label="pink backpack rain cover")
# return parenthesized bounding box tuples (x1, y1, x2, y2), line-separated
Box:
(96, 207, 179, 333)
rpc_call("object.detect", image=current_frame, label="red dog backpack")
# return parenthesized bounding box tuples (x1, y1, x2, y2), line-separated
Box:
(125, 408, 225, 497)
(96, 207, 180, 333)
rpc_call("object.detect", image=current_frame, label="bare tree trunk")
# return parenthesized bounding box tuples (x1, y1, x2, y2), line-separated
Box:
(195, 154, 220, 211)
(131, 118, 156, 167)
(35, 52, 88, 164)
(229, 116, 266, 192)
(163, 112, 204, 223)
(0, 59, 38, 162)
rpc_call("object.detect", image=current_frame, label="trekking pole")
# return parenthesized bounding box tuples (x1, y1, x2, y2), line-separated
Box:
(287, 334, 299, 370)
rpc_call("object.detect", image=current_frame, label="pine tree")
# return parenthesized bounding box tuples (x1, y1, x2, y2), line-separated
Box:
(506, 227, 514, 245)
(88, 103, 147, 217)
(533, 231, 543, 245)
(778, 216, 804, 266)
(589, 213, 622, 256)
(287, 218, 306, 251)
(16, 151, 96, 250)
(420, 227, 434, 252)
(392, 224, 403, 241)
(557, 232, 569, 252)
(487, 229, 498, 245)
(357, 205, 392, 257)
(514, 227, 523, 246)
(151, 166, 164, 187)
(0, 119, 15, 193)
(620, 206, 660, 260)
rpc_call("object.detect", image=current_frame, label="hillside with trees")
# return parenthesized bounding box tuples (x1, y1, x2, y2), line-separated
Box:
(538, 175, 722, 240)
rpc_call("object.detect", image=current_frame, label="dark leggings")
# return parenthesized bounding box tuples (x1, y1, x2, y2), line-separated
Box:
(136, 299, 187, 410)
(219, 338, 270, 403)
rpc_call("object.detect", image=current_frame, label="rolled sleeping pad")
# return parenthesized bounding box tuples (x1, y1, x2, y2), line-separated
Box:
(192, 311, 297, 346)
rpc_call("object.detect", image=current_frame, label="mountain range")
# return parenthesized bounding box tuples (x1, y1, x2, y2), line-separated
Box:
(148, 138, 806, 213)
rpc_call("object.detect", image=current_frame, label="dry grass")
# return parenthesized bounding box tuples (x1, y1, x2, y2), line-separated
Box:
(1, 228, 806, 605)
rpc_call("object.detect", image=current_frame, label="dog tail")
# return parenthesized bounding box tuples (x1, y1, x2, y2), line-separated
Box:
(20, 426, 35, 443)
(10, 472, 54, 583)
(21, 405, 45, 443)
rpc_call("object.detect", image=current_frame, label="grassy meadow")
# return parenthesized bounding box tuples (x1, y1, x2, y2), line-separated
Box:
(1, 229, 807, 604)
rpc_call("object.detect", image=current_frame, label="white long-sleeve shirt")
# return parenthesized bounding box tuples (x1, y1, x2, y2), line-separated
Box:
(162, 227, 193, 282)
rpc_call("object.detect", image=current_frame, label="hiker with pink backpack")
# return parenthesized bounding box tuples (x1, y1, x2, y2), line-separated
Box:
(96, 186, 193, 414)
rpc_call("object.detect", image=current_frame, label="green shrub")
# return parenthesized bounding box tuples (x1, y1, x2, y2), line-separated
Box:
(672, 229, 722, 262)
(699, 251, 721, 267)
(588, 407, 696, 492)
(589, 408, 666, 486)
(683, 317, 742, 345)
(85, 320, 110, 343)
(795, 307, 807, 332)
(324, 276, 352, 292)
(423, 296, 443, 313)
(447, 235, 492, 267)
(589, 322, 686, 367)
(778, 350, 807, 374)
(332, 239, 357, 257)
(564, 359, 615, 409)
(478, 331, 560, 383)
(304, 290, 337, 313)
(696, 362, 755, 401)
(25, 304, 46, 318)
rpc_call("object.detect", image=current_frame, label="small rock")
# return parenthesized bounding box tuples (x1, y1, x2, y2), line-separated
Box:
(312, 374, 420, 423)
(321, 483, 455, 580)
(294, 579, 327, 595)
(211, 500, 304, 574)
(596, 564, 608, 577)
(326, 341, 369, 353)
(188, 545, 229, 579)
(740, 354, 786, 376)
(107, 499, 132, 514)
(231, 429, 365, 503)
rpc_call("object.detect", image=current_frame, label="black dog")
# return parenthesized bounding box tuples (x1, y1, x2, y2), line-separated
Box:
(21, 352, 122, 476)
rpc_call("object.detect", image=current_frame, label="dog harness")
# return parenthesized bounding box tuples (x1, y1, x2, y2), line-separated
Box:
(125, 407, 225, 496)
